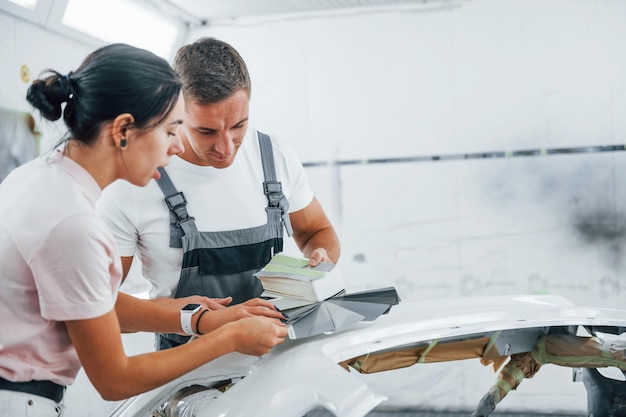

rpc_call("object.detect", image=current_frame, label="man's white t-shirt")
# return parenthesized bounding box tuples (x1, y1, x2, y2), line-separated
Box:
(96, 129, 314, 299)
(0, 150, 122, 385)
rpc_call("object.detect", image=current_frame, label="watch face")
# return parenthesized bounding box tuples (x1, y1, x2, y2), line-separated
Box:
(182, 303, 202, 311)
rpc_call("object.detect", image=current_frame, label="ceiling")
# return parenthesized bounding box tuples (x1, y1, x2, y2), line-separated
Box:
(145, 0, 465, 26)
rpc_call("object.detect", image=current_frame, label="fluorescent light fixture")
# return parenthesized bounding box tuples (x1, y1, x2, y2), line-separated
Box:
(7, 0, 37, 9)
(62, 0, 179, 59)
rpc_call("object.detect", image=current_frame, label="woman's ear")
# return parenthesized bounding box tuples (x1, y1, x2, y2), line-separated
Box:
(111, 113, 134, 149)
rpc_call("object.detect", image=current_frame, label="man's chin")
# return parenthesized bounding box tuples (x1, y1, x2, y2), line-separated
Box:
(212, 162, 234, 169)
(208, 157, 235, 169)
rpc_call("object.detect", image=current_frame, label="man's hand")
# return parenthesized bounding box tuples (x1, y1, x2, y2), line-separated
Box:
(308, 247, 332, 267)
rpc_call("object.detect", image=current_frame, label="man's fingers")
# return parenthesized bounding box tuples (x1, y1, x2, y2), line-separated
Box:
(308, 248, 331, 266)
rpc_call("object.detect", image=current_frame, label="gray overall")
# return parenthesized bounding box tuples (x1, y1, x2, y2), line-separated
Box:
(156, 131, 293, 349)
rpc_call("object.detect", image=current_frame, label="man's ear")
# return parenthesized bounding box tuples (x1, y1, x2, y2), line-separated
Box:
(111, 113, 134, 148)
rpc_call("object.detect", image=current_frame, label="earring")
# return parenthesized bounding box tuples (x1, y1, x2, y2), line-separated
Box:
(120, 138, 127, 149)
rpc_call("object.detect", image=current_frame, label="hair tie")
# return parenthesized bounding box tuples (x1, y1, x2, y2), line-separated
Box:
(58, 74, 74, 101)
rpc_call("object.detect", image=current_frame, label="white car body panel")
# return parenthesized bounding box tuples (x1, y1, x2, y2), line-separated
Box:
(110, 294, 626, 417)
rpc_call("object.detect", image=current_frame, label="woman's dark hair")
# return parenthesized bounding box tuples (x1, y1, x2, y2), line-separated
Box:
(26, 43, 181, 145)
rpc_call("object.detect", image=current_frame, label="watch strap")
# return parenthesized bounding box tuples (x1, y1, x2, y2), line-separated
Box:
(180, 305, 202, 336)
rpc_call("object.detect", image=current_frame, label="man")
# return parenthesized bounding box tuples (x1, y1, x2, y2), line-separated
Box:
(97, 37, 340, 349)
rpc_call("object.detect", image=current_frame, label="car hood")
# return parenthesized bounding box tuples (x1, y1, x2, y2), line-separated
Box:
(110, 294, 626, 417)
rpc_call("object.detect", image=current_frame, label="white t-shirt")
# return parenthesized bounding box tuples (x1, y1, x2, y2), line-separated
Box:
(96, 129, 314, 299)
(0, 150, 122, 386)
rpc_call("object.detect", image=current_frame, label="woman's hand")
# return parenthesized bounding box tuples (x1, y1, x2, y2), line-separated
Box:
(197, 298, 285, 334)
(152, 295, 231, 311)
(214, 316, 287, 356)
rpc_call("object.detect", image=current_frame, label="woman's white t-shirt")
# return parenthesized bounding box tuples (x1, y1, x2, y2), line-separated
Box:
(0, 150, 122, 385)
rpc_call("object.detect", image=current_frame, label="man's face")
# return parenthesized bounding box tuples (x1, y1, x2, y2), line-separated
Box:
(179, 89, 249, 169)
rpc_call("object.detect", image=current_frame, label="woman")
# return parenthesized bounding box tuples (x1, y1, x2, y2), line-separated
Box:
(0, 43, 287, 417)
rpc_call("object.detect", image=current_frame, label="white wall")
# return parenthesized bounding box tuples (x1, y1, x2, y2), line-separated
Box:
(189, 0, 626, 413)
(0, 11, 94, 150)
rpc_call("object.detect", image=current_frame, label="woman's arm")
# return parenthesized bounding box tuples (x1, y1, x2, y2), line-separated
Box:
(115, 292, 230, 333)
(65, 309, 286, 400)
(116, 293, 284, 335)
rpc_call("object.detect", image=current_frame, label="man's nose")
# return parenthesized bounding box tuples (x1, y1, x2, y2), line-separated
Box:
(214, 132, 234, 155)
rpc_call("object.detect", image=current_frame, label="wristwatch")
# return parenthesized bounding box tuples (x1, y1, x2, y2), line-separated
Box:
(180, 303, 202, 336)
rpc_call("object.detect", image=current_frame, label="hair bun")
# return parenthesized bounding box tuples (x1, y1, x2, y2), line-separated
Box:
(26, 73, 71, 121)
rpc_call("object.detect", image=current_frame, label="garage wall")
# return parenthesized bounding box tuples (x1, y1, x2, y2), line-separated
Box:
(0, 11, 94, 151)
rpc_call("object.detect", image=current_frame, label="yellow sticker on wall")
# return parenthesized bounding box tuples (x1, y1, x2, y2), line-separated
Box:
(20, 65, 30, 83)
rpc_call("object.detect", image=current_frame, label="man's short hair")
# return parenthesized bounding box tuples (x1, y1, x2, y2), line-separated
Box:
(174, 37, 251, 105)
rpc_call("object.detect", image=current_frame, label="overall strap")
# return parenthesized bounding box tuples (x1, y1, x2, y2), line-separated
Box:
(258, 131, 293, 236)
(156, 167, 198, 239)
